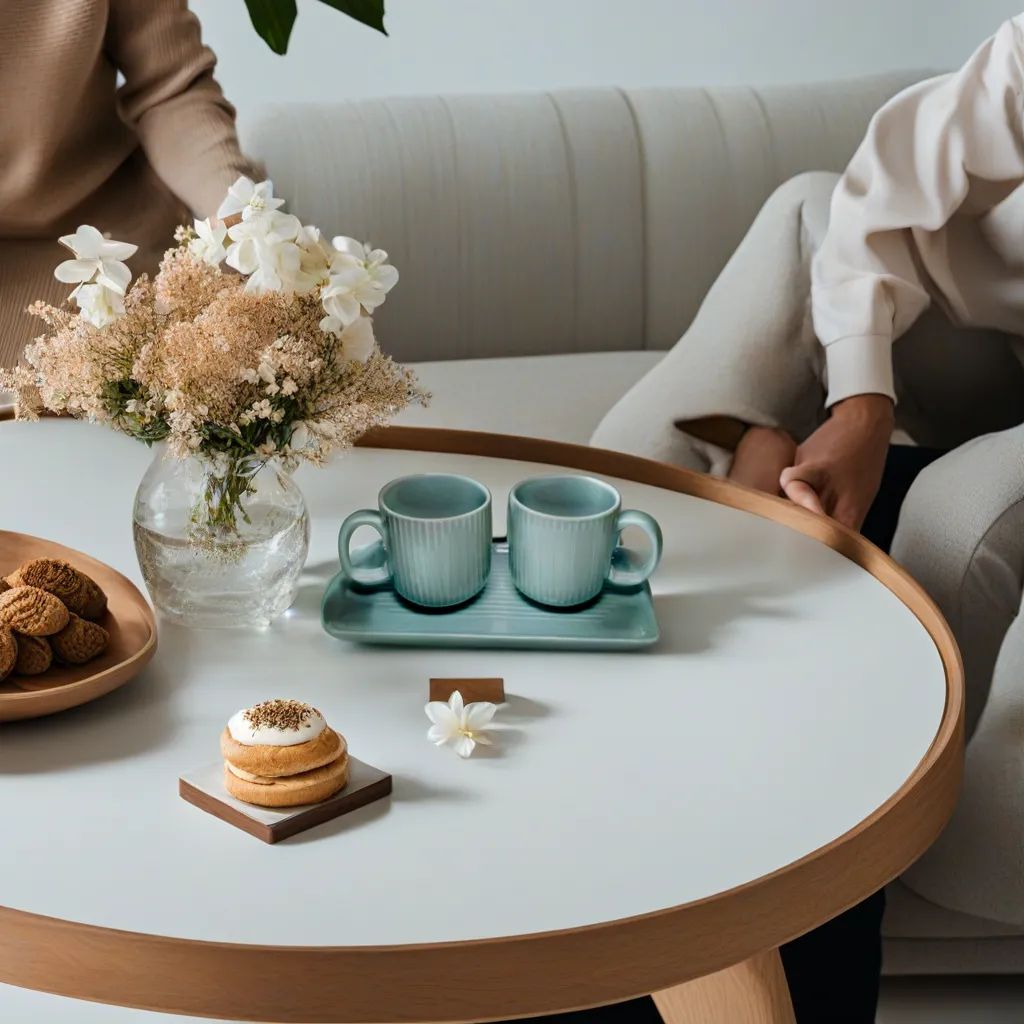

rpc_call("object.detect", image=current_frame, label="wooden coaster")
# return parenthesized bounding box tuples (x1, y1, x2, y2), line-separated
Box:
(180, 756, 392, 844)
(429, 677, 505, 703)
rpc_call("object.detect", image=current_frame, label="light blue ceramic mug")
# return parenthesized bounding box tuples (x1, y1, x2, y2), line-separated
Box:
(338, 474, 492, 608)
(508, 475, 662, 607)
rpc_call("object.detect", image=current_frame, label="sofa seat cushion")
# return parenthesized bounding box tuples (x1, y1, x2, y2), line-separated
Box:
(882, 881, 1024, 977)
(398, 351, 664, 444)
(884, 881, 1024, 940)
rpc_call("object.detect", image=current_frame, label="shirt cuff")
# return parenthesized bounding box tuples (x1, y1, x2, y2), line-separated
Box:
(824, 333, 896, 408)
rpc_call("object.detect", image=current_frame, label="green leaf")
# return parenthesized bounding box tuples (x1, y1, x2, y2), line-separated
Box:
(244, 0, 299, 54)
(315, 0, 387, 35)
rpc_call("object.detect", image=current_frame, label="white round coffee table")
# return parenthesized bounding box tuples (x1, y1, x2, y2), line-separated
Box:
(0, 420, 962, 1023)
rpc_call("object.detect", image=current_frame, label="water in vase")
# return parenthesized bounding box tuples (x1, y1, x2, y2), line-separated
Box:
(133, 451, 311, 628)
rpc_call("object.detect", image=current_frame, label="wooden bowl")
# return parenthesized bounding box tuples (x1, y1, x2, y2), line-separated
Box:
(0, 532, 156, 721)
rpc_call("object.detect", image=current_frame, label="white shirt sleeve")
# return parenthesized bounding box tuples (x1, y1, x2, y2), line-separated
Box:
(811, 17, 1024, 407)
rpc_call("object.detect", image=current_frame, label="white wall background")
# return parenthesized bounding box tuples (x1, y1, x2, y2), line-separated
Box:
(192, 0, 1023, 118)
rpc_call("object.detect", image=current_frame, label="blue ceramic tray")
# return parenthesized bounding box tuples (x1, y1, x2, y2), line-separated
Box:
(321, 540, 659, 651)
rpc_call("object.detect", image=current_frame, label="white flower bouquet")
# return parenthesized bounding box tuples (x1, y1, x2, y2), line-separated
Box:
(2, 177, 426, 534)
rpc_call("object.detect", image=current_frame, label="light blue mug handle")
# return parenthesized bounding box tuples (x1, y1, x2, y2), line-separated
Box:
(338, 510, 392, 587)
(607, 510, 663, 587)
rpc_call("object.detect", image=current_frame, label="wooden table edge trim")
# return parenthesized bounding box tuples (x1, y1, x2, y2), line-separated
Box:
(0, 425, 964, 1023)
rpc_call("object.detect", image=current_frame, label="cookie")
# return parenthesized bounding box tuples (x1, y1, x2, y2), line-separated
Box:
(223, 753, 349, 807)
(51, 613, 109, 664)
(0, 586, 70, 636)
(0, 625, 15, 680)
(220, 726, 345, 778)
(13, 634, 52, 675)
(6, 559, 87, 615)
(78, 574, 108, 621)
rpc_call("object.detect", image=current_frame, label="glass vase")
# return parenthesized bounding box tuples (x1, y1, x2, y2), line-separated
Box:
(132, 449, 310, 628)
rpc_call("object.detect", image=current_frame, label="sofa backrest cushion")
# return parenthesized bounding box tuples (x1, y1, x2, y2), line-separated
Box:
(243, 72, 928, 362)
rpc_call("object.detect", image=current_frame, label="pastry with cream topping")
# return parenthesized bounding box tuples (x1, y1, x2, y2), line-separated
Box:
(221, 699, 349, 807)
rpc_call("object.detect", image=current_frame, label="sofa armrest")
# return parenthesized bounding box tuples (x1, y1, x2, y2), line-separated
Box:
(895, 426, 1024, 924)
(891, 426, 1024, 738)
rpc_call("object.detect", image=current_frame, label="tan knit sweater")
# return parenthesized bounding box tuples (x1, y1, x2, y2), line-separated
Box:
(1, 0, 253, 364)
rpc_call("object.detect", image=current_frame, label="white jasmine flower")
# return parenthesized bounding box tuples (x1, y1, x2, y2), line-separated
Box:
(55, 225, 137, 300)
(280, 377, 298, 396)
(425, 690, 497, 759)
(331, 236, 392, 271)
(226, 212, 308, 294)
(271, 409, 285, 423)
(238, 368, 260, 385)
(339, 316, 376, 364)
(320, 275, 364, 327)
(257, 360, 277, 384)
(216, 176, 285, 222)
(251, 399, 273, 419)
(295, 224, 334, 285)
(239, 239, 302, 294)
(320, 236, 398, 326)
(74, 282, 125, 328)
(256, 439, 278, 456)
(188, 218, 228, 266)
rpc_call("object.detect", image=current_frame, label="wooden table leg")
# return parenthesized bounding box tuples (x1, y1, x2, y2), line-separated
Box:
(652, 948, 796, 1024)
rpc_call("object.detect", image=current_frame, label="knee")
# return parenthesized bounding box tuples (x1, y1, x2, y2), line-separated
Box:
(892, 434, 1024, 734)
(590, 410, 718, 474)
(751, 171, 840, 255)
(764, 171, 840, 216)
(893, 436, 1024, 586)
(893, 439, 1024, 612)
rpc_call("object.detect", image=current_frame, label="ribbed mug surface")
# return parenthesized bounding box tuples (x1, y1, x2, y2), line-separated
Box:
(508, 476, 620, 607)
(339, 474, 492, 608)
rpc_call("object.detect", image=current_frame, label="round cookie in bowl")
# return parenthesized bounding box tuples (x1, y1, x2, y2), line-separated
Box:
(0, 531, 156, 722)
(221, 700, 349, 808)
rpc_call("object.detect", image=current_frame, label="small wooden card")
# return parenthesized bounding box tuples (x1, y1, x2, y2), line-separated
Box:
(180, 756, 392, 844)
(429, 677, 505, 703)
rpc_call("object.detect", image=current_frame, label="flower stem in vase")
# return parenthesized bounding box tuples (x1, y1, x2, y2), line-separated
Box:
(191, 457, 263, 557)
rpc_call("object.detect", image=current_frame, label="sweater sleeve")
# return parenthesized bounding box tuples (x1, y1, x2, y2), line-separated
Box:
(812, 17, 1024, 407)
(106, 0, 255, 218)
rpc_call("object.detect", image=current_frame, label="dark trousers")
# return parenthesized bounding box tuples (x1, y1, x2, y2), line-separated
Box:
(525, 446, 945, 1024)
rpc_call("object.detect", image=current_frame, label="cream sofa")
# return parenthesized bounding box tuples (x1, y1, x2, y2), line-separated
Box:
(243, 74, 1024, 975)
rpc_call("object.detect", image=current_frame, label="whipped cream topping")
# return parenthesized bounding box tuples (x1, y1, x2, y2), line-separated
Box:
(227, 699, 327, 747)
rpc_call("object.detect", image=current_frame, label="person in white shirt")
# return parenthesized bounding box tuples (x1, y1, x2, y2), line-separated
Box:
(597, 14, 1024, 526)
(592, 13, 1024, 1024)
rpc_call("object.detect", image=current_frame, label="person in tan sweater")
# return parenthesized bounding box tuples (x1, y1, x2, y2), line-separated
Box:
(0, 0, 254, 365)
